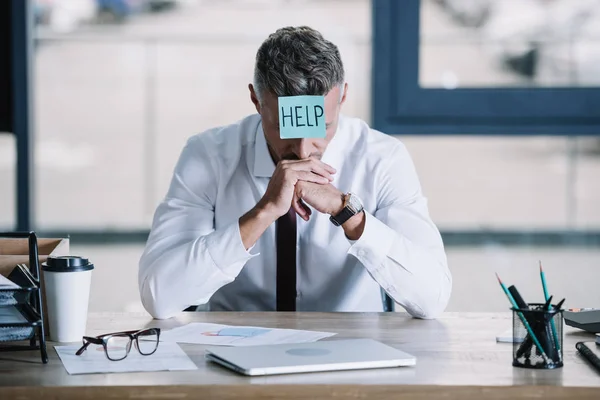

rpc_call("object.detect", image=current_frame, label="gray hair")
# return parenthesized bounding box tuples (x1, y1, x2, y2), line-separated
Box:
(253, 26, 345, 103)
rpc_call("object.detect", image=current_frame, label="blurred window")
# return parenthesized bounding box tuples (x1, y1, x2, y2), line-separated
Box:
(373, 0, 600, 135)
(420, 0, 600, 88)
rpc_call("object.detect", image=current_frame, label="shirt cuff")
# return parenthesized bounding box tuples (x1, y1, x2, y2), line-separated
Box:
(347, 211, 395, 273)
(205, 221, 259, 278)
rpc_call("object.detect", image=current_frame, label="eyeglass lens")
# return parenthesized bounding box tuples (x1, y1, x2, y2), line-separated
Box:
(136, 329, 160, 355)
(105, 334, 132, 361)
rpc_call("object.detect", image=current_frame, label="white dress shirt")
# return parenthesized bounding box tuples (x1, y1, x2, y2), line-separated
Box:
(139, 114, 452, 319)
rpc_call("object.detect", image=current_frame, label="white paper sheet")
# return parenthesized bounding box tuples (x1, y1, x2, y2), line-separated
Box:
(0, 307, 28, 323)
(54, 342, 197, 375)
(0, 274, 19, 289)
(160, 323, 336, 346)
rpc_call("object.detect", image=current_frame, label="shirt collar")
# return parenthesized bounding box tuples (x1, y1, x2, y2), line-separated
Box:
(252, 115, 346, 179)
(253, 122, 276, 178)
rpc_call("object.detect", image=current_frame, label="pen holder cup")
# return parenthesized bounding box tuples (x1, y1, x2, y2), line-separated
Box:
(512, 304, 563, 369)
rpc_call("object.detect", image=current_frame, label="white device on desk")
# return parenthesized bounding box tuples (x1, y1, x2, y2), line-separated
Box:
(205, 338, 416, 376)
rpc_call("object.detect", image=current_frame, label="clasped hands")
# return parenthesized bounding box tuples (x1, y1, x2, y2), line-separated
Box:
(257, 158, 344, 222)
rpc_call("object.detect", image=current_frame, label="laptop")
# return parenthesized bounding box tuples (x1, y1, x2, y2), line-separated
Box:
(205, 338, 416, 376)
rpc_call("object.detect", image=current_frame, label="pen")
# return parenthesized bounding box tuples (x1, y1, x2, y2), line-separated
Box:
(542, 295, 553, 311)
(554, 298, 565, 311)
(496, 273, 551, 364)
(540, 261, 561, 359)
(576, 342, 600, 374)
(508, 284, 534, 360)
(508, 285, 529, 310)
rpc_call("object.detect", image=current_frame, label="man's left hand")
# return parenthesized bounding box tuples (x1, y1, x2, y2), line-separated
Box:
(294, 181, 344, 217)
(295, 181, 366, 240)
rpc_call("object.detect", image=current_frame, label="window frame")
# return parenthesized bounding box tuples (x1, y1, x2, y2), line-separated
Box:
(371, 0, 600, 135)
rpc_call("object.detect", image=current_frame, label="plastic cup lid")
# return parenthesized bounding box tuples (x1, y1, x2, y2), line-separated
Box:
(42, 256, 94, 272)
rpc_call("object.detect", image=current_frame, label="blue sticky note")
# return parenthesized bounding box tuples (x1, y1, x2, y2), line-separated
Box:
(278, 95, 326, 139)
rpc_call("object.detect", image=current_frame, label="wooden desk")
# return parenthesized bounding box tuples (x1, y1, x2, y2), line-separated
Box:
(1, 312, 599, 399)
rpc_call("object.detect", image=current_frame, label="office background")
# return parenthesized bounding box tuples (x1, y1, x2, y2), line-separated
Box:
(1, 0, 599, 314)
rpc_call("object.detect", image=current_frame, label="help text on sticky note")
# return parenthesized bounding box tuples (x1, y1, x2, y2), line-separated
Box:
(278, 95, 326, 139)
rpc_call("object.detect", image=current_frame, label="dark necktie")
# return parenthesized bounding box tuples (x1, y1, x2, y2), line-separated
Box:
(276, 208, 297, 311)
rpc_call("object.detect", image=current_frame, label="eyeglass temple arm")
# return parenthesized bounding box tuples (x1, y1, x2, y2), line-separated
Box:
(75, 336, 103, 356)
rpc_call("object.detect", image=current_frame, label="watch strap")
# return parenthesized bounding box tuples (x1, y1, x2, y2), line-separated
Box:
(330, 206, 356, 227)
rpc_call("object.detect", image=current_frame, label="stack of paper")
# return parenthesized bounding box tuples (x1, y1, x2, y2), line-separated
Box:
(160, 323, 336, 346)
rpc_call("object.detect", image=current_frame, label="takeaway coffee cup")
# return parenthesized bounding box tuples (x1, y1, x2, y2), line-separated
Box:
(42, 256, 94, 342)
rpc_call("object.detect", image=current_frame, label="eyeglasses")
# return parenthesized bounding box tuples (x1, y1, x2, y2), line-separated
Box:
(76, 328, 161, 361)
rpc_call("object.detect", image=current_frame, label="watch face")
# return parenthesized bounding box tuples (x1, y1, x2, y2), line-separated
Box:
(346, 193, 363, 213)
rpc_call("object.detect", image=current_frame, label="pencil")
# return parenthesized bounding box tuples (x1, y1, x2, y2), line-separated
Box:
(496, 273, 551, 364)
(540, 261, 562, 359)
(539, 261, 550, 301)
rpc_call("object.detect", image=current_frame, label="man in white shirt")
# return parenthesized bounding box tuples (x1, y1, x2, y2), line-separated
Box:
(139, 26, 451, 319)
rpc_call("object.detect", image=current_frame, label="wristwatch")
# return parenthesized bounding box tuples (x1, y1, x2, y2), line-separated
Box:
(330, 192, 364, 227)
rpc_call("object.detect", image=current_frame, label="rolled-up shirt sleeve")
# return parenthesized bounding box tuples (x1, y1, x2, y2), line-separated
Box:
(139, 137, 258, 319)
(348, 142, 452, 319)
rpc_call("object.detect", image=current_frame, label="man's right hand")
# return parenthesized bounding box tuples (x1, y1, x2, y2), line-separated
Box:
(257, 158, 336, 221)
